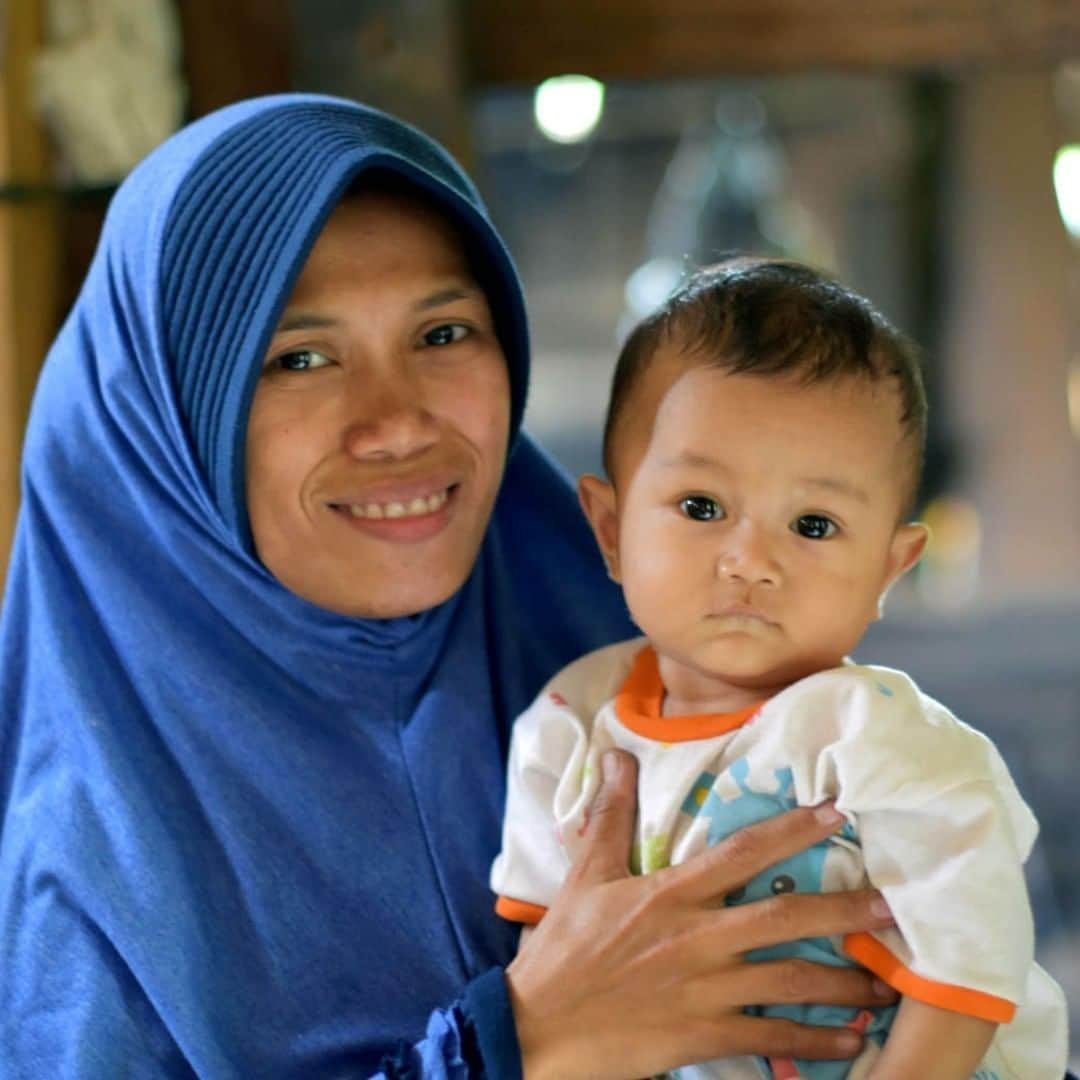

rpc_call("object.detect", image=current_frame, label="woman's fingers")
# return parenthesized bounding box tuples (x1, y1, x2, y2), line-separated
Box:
(702, 1014, 867, 1063)
(509, 782, 899, 1080)
(698, 888, 893, 955)
(663, 802, 850, 903)
(565, 749, 639, 884)
(671, 954, 897, 1011)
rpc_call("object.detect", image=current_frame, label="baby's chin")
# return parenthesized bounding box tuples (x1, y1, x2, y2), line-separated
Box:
(677, 646, 849, 695)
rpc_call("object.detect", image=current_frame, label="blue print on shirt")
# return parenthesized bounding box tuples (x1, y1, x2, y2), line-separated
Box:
(679, 758, 894, 1080)
(679, 760, 854, 946)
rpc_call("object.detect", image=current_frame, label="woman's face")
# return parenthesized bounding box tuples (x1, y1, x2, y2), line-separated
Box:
(245, 190, 511, 618)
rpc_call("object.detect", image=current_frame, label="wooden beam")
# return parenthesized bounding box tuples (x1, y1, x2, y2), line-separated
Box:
(177, 0, 292, 117)
(465, 0, 1080, 85)
(0, 0, 64, 589)
(0, 119, 16, 594)
(289, 1, 473, 164)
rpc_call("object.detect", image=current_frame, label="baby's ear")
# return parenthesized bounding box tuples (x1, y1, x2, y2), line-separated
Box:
(877, 522, 930, 615)
(577, 474, 621, 583)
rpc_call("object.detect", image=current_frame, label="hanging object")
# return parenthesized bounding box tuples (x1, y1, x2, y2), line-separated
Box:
(33, 0, 186, 185)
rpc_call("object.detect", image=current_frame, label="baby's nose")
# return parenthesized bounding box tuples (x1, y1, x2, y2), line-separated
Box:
(716, 525, 781, 586)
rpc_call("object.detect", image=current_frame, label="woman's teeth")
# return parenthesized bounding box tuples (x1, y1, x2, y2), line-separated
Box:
(343, 489, 449, 520)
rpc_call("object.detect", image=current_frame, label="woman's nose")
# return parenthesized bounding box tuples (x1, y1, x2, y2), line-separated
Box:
(341, 370, 439, 461)
(716, 525, 781, 587)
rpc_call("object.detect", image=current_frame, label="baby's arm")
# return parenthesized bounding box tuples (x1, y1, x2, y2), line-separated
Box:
(808, 668, 1041, 1078)
(869, 997, 995, 1079)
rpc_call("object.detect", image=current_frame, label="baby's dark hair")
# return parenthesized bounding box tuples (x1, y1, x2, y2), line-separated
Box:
(603, 256, 927, 512)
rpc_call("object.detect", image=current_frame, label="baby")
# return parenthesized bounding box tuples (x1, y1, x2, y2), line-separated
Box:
(491, 258, 1067, 1079)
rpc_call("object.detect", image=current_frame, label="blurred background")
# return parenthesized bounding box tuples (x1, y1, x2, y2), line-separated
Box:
(1, 0, 1078, 1059)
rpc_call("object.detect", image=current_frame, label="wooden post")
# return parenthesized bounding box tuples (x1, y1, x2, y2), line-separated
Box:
(0, 1, 294, 591)
(0, 0, 64, 591)
(178, 0, 292, 117)
(942, 70, 1080, 600)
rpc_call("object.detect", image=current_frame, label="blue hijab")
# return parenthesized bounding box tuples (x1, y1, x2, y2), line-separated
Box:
(0, 95, 632, 1077)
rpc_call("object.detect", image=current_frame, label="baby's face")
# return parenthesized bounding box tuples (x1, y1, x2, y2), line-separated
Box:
(595, 360, 926, 698)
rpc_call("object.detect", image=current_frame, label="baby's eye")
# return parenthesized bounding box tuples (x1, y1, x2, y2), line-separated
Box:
(272, 350, 333, 372)
(679, 496, 723, 522)
(423, 323, 469, 347)
(792, 514, 837, 540)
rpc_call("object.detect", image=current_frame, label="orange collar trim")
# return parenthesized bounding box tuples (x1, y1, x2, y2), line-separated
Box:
(613, 646, 765, 742)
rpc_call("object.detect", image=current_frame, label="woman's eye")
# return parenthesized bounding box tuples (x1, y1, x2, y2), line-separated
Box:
(679, 496, 723, 522)
(423, 323, 469, 347)
(272, 350, 332, 372)
(793, 514, 837, 539)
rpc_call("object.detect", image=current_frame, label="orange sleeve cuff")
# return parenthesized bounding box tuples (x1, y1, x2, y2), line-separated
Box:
(494, 896, 548, 924)
(844, 932, 1016, 1023)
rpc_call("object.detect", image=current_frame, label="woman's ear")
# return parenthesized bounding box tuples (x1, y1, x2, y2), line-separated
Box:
(578, 474, 621, 583)
(876, 522, 930, 615)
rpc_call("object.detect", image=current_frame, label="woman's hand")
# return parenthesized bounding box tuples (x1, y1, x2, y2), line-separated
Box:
(506, 749, 898, 1080)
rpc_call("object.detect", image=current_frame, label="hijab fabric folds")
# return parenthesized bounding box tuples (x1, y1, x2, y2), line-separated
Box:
(0, 95, 632, 1077)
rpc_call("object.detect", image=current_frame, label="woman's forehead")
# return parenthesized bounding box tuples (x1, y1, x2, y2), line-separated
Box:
(322, 187, 466, 252)
(284, 189, 479, 307)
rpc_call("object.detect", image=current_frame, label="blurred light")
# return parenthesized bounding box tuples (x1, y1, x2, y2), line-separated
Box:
(714, 92, 767, 138)
(1054, 62, 1080, 130)
(729, 142, 785, 202)
(534, 76, 605, 144)
(1068, 359, 1080, 439)
(1053, 145, 1080, 239)
(916, 495, 981, 610)
(624, 257, 684, 318)
(922, 496, 981, 559)
(758, 200, 834, 268)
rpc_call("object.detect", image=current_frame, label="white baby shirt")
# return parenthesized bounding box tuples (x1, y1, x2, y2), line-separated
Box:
(491, 639, 1068, 1079)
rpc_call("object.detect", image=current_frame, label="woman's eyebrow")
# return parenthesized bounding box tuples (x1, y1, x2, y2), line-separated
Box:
(274, 312, 338, 332)
(413, 285, 483, 311)
(274, 286, 483, 332)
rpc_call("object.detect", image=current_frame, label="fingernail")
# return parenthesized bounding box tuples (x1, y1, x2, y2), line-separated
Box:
(871, 897, 894, 921)
(602, 751, 619, 782)
(837, 1031, 862, 1055)
(814, 801, 844, 826)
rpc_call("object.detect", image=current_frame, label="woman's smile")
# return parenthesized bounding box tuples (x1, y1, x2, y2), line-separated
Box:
(327, 483, 458, 542)
(330, 486, 451, 521)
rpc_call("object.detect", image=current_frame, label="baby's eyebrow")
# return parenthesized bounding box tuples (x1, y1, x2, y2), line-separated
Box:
(659, 450, 724, 471)
(796, 475, 871, 504)
(659, 453, 871, 505)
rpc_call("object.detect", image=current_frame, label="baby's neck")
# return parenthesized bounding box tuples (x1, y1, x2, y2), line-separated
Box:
(660, 686, 771, 717)
(656, 654, 802, 718)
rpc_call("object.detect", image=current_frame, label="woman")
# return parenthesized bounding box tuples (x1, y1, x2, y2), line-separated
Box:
(0, 95, 909, 1078)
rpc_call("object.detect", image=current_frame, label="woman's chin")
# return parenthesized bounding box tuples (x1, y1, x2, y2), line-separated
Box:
(326, 581, 462, 621)
(276, 554, 472, 620)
